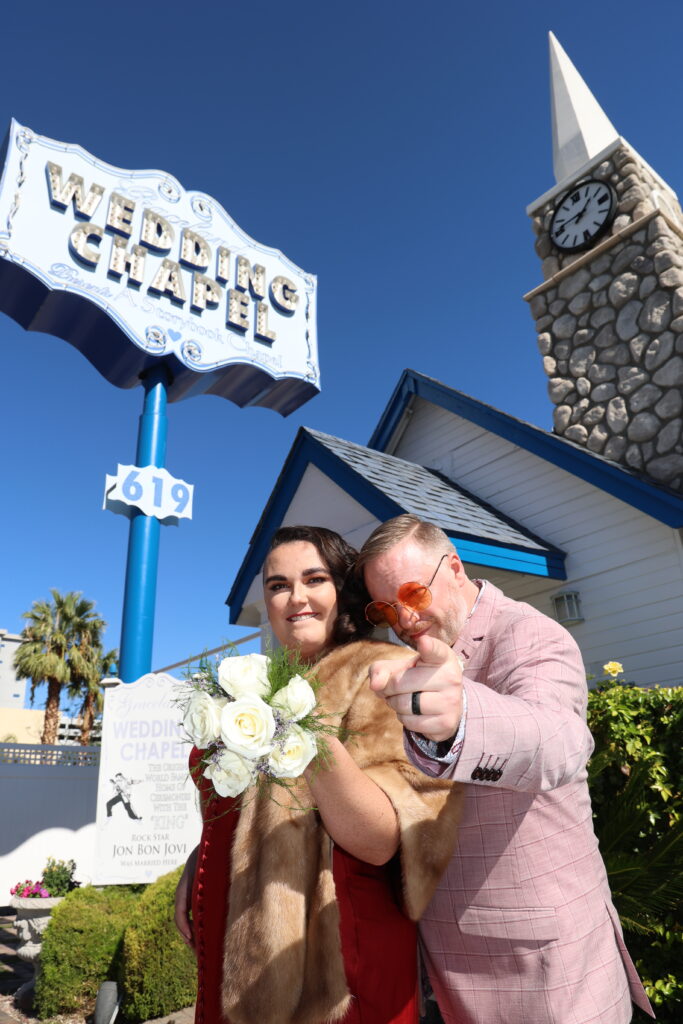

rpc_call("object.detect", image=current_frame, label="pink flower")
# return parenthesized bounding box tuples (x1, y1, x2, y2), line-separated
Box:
(9, 878, 52, 898)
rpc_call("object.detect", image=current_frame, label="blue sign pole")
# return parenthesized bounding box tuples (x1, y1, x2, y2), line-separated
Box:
(119, 366, 170, 682)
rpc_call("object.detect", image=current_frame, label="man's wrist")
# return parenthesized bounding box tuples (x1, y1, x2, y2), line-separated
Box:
(410, 687, 468, 764)
(413, 731, 458, 758)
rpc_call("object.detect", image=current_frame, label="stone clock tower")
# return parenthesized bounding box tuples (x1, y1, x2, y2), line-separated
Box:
(526, 33, 683, 492)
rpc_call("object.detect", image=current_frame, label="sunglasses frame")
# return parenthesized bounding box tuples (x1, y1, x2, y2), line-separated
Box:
(364, 552, 450, 628)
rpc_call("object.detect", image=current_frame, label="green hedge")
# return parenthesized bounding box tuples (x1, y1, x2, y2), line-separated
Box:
(35, 884, 142, 1018)
(33, 869, 194, 1022)
(119, 865, 197, 1023)
(587, 680, 683, 1022)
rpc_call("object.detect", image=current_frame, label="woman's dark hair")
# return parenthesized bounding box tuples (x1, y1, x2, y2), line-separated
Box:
(265, 525, 373, 646)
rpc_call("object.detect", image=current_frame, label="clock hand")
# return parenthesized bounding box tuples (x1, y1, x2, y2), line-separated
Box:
(570, 197, 592, 224)
(576, 199, 591, 221)
(555, 208, 582, 231)
(556, 197, 592, 232)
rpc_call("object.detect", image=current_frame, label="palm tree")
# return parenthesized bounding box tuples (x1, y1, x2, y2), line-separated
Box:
(70, 644, 118, 745)
(14, 590, 105, 745)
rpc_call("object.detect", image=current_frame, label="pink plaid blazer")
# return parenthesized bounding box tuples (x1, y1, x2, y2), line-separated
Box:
(406, 582, 653, 1024)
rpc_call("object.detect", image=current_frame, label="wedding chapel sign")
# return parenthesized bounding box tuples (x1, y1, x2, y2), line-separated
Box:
(0, 119, 319, 416)
(94, 674, 201, 884)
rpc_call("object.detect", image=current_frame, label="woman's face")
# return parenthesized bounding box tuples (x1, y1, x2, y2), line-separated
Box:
(263, 541, 339, 662)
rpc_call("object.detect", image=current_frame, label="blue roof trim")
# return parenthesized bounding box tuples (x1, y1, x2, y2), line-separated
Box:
(368, 370, 683, 528)
(369, 373, 416, 451)
(452, 538, 564, 578)
(228, 429, 565, 622)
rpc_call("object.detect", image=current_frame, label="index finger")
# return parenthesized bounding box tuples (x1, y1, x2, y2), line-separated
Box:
(368, 655, 417, 694)
(414, 634, 454, 666)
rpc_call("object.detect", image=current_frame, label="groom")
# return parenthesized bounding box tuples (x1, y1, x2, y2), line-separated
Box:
(361, 514, 653, 1024)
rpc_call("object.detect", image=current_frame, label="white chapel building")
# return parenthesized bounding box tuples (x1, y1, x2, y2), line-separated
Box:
(228, 36, 683, 688)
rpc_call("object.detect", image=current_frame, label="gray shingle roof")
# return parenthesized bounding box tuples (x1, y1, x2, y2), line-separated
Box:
(308, 428, 556, 554)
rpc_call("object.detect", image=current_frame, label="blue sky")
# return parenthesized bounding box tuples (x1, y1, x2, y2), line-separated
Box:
(2, 0, 682, 694)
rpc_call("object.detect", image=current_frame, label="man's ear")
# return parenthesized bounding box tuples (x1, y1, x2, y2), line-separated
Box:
(448, 551, 465, 583)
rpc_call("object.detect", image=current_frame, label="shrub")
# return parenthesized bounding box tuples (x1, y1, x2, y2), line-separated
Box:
(35, 884, 143, 1019)
(119, 866, 196, 1023)
(587, 679, 683, 1023)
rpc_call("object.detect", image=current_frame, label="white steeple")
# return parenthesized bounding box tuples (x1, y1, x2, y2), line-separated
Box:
(550, 32, 619, 185)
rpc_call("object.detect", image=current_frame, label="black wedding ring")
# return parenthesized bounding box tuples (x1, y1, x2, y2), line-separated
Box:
(411, 691, 422, 716)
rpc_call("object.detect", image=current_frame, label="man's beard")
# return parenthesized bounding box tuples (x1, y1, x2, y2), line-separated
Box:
(397, 596, 469, 649)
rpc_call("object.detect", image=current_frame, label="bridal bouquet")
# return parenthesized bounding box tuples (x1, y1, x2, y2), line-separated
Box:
(179, 649, 329, 800)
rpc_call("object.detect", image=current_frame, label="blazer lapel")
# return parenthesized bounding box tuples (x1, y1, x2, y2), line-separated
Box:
(454, 581, 502, 668)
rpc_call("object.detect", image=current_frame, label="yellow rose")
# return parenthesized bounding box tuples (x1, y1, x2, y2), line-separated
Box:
(602, 661, 624, 678)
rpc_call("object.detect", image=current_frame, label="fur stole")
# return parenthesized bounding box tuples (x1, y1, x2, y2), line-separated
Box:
(221, 639, 463, 1024)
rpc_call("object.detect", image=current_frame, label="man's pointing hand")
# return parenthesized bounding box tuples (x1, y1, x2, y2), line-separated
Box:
(368, 635, 463, 742)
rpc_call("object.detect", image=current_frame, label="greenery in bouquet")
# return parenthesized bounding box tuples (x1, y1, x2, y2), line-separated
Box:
(178, 646, 335, 803)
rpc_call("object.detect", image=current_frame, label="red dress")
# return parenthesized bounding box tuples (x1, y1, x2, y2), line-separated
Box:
(190, 748, 418, 1024)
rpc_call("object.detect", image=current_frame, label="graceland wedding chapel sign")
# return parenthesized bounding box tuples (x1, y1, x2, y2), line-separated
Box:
(94, 674, 201, 885)
(0, 119, 319, 413)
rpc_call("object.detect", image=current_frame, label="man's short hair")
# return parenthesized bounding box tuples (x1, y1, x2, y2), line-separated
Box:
(356, 514, 453, 573)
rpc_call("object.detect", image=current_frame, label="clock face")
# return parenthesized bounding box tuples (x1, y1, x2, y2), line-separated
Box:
(549, 180, 617, 252)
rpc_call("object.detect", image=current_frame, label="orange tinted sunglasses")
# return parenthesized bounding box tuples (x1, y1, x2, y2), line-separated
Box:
(364, 553, 449, 628)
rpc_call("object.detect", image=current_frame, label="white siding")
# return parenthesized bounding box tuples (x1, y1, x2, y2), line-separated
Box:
(282, 464, 379, 549)
(393, 398, 683, 687)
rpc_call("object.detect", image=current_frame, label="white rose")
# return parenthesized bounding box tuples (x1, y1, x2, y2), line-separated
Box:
(268, 725, 317, 778)
(203, 748, 255, 797)
(218, 653, 271, 699)
(271, 675, 316, 722)
(183, 690, 227, 749)
(220, 695, 276, 759)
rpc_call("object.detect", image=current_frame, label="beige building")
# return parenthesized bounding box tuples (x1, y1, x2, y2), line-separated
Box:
(0, 707, 43, 743)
